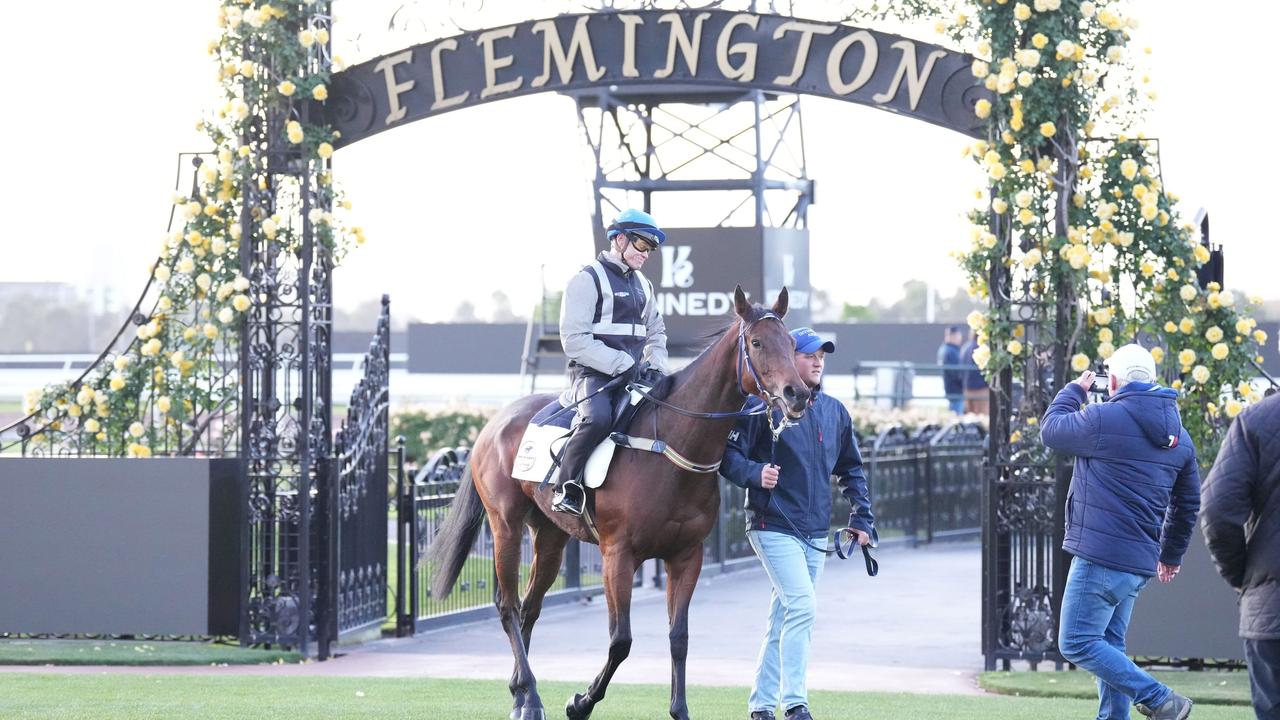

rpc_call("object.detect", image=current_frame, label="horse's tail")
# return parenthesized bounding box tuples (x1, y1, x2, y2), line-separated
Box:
(425, 462, 487, 600)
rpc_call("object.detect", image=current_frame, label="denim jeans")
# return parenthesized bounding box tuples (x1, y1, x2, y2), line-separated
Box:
(746, 529, 827, 713)
(1058, 556, 1170, 718)
(1245, 639, 1280, 720)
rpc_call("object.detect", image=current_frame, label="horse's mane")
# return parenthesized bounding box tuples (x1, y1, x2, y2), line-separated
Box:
(696, 303, 772, 345)
(662, 303, 773, 393)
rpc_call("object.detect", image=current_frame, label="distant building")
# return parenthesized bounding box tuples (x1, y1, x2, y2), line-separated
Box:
(0, 282, 80, 305)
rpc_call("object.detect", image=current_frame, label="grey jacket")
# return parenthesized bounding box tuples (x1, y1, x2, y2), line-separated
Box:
(559, 251, 669, 376)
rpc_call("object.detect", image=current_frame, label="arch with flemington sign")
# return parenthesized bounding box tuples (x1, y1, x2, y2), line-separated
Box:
(325, 10, 991, 146)
(325, 9, 992, 345)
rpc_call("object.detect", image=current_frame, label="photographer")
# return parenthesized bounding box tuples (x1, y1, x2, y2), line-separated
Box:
(1041, 343, 1201, 720)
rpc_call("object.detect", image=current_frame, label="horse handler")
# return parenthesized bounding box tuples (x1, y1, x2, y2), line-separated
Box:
(722, 327, 876, 720)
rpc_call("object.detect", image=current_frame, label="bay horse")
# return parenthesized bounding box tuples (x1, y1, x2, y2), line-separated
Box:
(426, 286, 809, 720)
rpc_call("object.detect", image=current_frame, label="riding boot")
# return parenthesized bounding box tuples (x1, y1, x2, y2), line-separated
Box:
(552, 367, 614, 516)
(552, 425, 591, 516)
(551, 477, 585, 516)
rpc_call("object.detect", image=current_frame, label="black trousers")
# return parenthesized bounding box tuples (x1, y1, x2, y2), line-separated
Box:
(1248, 638, 1280, 720)
(556, 367, 617, 488)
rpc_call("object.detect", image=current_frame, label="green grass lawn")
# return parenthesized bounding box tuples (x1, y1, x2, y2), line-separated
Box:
(0, 675, 1255, 720)
(980, 669, 1252, 706)
(0, 639, 299, 666)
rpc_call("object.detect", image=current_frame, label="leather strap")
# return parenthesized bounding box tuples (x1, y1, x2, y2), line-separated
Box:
(834, 528, 880, 576)
(610, 433, 722, 474)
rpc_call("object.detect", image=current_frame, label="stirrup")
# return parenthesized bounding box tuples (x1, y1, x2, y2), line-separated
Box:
(551, 481, 585, 515)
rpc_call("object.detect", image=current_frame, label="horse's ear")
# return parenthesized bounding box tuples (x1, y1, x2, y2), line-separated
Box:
(733, 285, 752, 318)
(772, 287, 789, 319)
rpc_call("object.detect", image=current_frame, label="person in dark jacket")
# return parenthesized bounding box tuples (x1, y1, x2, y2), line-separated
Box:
(1041, 343, 1200, 720)
(938, 325, 965, 414)
(1201, 391, 1280, 719)
(961, 334, 989, 414)
(722, 327, 875, 720)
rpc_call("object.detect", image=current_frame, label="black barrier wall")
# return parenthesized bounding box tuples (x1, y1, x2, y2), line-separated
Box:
(0, 458, 241, 636)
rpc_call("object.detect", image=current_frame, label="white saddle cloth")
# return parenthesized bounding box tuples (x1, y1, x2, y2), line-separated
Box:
(510, 387, 648, 488)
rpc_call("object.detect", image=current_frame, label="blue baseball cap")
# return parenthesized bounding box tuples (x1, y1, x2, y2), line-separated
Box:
(790, 327, 835, 354)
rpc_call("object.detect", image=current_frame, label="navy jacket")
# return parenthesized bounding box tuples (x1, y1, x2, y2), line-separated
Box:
(938, 342, 963, 396)
(961, 339, 988, 391)
(1041, 382, 1200, 576)
(722, 388, 875, 539)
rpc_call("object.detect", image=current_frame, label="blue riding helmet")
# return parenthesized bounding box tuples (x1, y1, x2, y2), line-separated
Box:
(606, 208, 666, 245)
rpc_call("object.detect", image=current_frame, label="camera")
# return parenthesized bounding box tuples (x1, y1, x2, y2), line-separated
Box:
(1090, 373, 1110, 393)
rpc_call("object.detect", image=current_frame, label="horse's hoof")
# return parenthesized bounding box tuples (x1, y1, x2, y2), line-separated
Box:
(565, 693, 593, 720)
(518, 708, 546, 720)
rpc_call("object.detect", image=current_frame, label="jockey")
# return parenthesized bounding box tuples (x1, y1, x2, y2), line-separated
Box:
(552, 209, 671, 515)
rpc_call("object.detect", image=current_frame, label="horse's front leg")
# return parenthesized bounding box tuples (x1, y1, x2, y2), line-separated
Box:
(665, 543, 704, 720)
(566, 549, 636, 720)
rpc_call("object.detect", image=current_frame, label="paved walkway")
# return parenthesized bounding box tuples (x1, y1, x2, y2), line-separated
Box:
(3, 542, 984, 695)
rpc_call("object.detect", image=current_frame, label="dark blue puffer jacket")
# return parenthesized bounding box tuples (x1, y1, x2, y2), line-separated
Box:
(721, 389, 875, 540)
(1041, 382, 1201, 576)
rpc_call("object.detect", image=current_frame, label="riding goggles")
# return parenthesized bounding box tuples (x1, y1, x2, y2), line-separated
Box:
(627, 231, 659, 253)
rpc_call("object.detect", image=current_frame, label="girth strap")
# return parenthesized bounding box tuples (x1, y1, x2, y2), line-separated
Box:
(610, 432, 722, 474)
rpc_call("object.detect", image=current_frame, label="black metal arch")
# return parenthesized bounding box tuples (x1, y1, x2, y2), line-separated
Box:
(324, 9, 991, 148)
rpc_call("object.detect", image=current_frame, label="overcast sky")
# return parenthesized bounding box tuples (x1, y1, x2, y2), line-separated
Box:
(1, 1, 1274, 323)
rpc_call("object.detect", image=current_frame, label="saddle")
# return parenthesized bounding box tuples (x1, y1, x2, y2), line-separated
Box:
(510, 384, 653, 488)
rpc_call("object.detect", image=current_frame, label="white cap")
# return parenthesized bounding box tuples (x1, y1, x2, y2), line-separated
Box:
(1106, 343, 1157, 383)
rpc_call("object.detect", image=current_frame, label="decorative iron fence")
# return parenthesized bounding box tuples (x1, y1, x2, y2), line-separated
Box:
(705, 482, 756, 569)
(393, 422, 986, 629)
(832, 422, 986, 545)
(394, 448, 608, 633)
(0, 153, 240, 459)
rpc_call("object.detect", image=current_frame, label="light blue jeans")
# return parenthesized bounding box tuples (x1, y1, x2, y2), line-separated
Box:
(746, 529, 827, 713)
(1058, 556, 1171, 718)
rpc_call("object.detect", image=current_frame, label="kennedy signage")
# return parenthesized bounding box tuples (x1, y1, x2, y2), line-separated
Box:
(327, 10, 990, 148)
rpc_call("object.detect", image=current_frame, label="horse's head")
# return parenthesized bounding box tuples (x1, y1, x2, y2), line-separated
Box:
(733, 285, 811, 419)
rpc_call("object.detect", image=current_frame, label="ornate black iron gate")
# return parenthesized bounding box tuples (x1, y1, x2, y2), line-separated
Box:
(320, 296, 392, 657)
(980, 161, 1070, 670)
(235, 13, 336, 655)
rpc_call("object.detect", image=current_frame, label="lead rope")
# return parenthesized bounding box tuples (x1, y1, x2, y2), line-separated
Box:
(759, 405, 879, 575)
(760, 405, 835, 555)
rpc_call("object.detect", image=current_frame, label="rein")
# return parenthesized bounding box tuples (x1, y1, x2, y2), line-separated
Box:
(756, 395, 878, 575)
(611, 312, 879, 575)
(625, 312, 791, 437)
(613, 312, 790, 475)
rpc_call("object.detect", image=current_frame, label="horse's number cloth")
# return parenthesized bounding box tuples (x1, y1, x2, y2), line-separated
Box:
(511, 387, 648, 487)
